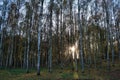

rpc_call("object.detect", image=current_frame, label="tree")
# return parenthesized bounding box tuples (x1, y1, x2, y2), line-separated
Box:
(0, 0, 8, 67)
(37, 0, 44, 75)
(78, 0, 84, 72)
(103, 0, 111, 70)
(48, 0, 54, 73)
(7, 2, 19, 68)
(25, 2, 33, 73)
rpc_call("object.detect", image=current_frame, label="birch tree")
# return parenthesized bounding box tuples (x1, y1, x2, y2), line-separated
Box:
(78, 0, 84, 72)
(103, 0, 111, 70)
(48, 0, 54, 72)
(25, 2, 32, 73)
(0, 0, 8, 67)
(7, 2, 19, 68)
(37, 0, 44, 75)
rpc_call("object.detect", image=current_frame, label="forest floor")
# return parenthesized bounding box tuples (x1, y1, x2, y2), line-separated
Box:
(0, 63, 120, 80)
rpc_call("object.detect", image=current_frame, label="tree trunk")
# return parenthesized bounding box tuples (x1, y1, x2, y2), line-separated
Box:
(0, 24, 3, 67)
(103, 0, 111, 71)
(23, 39, 27, 68)
(26, 19, 31, 73)
(78, 0, 84, 73)
(9, 30, 14, 68)
(48, 0, 54, 73)
(37, 0, 44, 75)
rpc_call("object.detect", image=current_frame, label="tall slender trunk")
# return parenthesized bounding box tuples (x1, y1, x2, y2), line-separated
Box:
(78, 0, 84, 72)
(23, 38, 27, 68)
(94, 34, 97, 68)
(117, 19, 120, 61)
(74, 51, 78, 72)
(48, 0, 54, 72)
(59, 1, 63, 69)
(103, 0, 111, 71)
(25, 1, 33, 72)
(111, 37, 114, 66)
(26, 19, 31, 73)
(37, 0, 44, 75)
(0, 24, 3, 67)
(56, 12, 59, 64)
(88, 34, 92, 68)
(9, 30, 14, 68)
(6, 44, 10, 68)
(0, 0, 7, 67)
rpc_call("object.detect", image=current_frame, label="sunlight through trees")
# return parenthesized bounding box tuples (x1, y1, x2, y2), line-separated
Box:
(0, 0, 120, 79)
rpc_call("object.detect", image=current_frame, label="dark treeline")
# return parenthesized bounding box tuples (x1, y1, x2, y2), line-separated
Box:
(0, 0, 120, 75)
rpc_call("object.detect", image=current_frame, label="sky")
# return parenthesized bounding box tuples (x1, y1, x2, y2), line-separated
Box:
(0, 1, 3, 16)
(0, 1, 3, 5)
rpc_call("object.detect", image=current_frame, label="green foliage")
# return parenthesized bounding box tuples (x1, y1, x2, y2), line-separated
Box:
(0, 63, 120, 80)
(7, 69, 26, 75)
(61, 72, 73, 79)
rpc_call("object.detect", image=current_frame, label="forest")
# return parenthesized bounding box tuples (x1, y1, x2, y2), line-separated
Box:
(0, 0, 120, 80)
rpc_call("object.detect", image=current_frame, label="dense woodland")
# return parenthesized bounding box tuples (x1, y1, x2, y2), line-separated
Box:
(0, 0, 120, 79)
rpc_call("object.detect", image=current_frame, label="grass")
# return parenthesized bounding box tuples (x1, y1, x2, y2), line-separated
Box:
(0, 63, 120, 80)
(0, 68, 110, 80)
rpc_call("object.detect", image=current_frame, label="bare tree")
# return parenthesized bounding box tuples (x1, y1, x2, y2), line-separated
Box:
(78, 0, 84, 72)
(37, 0, 44, 75)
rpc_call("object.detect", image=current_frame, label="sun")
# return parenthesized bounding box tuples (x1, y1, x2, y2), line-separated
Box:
(64, 41, 79, 59)
(71, 46, 75, 53)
